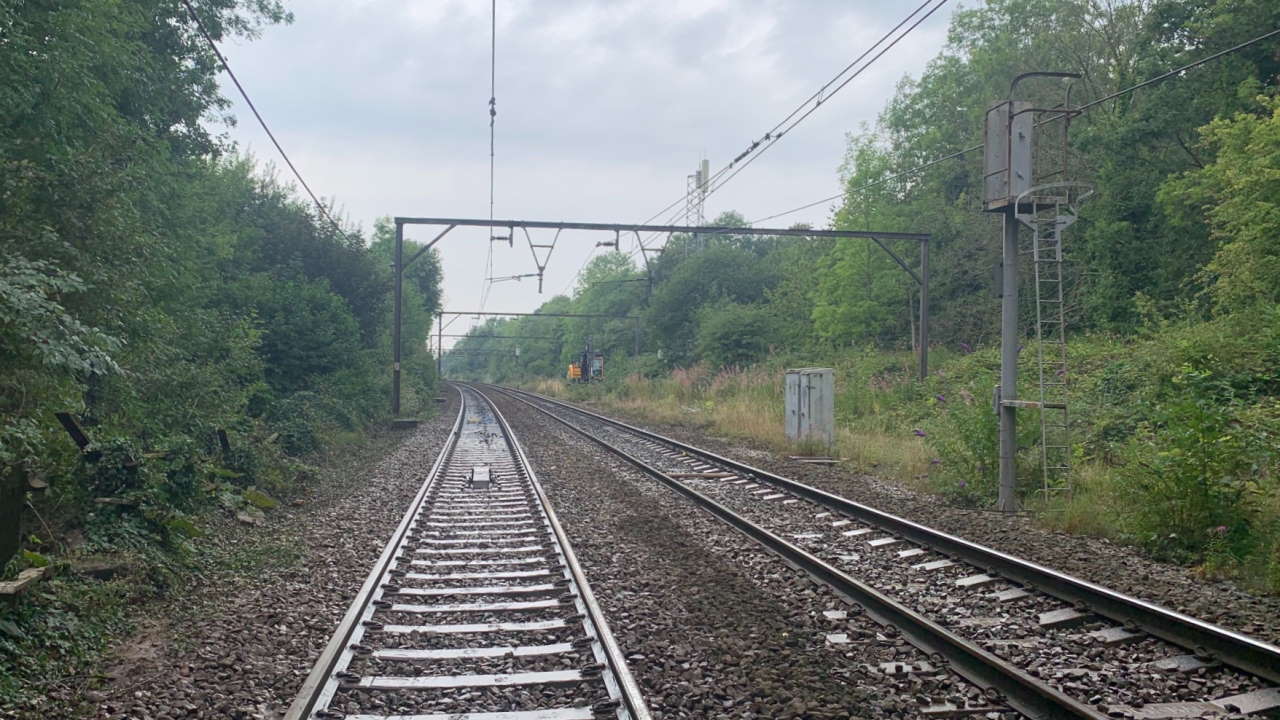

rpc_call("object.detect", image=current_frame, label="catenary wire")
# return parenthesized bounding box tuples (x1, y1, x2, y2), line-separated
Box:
(630, 0, 943, 235)
(545, 13, 1280, 300)
(180, 0, 351, 239)
(577, 1, 948, 284)
(480, 0, 499, 312)
(749, 0, 938, 159)
(701, 0, 949, 200)
(743, 24, 1280, 227)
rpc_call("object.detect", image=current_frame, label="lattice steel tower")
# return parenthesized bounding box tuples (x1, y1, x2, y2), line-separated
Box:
(686, 158, 709, 250)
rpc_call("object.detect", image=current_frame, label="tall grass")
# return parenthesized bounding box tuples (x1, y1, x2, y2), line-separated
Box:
(537, 356, 936, 487)
(529, 313, 1280, 592)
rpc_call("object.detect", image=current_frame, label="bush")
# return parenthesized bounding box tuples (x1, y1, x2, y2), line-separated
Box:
(926, 390, 999, 505)
(1117, 365, 1279, 565)
(695, 302, 782, 369)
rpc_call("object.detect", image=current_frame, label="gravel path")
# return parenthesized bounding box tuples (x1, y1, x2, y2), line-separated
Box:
(559, 398, 1280, 649)
(491, 390, 1002, 720)
(63, 392, 462, 720)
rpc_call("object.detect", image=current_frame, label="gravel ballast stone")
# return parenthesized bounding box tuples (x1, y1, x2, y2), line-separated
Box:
(73, 394, 462, 720)
(490, 388, 1005, 720)
(548, 394, 1280, 647)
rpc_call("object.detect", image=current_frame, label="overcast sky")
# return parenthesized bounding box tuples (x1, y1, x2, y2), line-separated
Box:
(216, 0, 963, 346)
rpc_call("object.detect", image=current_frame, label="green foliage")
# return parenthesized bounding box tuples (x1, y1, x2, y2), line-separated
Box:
(1, 0, 442, 638)
(238, 276, 362, 393)
(242, 487, 279, 510)
(84, 438, 147, 497)
(0, 2, 438, 712)
(0, 254, 121, 378)
(1159, 95, 1280, 313)
(925, 374, 1001, 506)
(647, 243, 781, 365)
(19, 550, 49, 569)
(695, 302, 781, 368)
(434, 0, 1280, 590)
(0, 577, 136, 711)
(1117, 365, 1279, 562)
(269, 391, 357, 456)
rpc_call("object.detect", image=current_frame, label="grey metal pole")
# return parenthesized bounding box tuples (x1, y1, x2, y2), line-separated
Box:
(918, 237, 929, 381)
(998, 210, 1019, 511)
(392, 220, 404, 416)
(436, 313, 443, 380)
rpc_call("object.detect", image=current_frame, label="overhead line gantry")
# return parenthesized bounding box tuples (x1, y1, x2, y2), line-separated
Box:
(390, 217, 931, 417)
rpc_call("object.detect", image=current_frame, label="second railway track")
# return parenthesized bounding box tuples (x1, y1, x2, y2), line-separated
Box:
(285, 384, 649, 720)
(484, 383, 1280, 720)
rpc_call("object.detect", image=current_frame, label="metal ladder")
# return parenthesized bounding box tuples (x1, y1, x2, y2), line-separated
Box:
(1017, 185, 1089, 498)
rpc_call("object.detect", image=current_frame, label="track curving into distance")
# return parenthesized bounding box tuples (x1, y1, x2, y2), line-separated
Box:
(285, 384, 650, 720)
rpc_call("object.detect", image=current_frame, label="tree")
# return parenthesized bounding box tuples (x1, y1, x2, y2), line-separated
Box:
(696, 302, 781, 368)
(1159, 96, 1280, 314)
(646, 245, 781, 365)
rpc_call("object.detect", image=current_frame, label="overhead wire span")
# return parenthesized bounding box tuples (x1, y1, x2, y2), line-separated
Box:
(480, 0, 499, 311)
(610, 0, 948, 269)
(549, 0, 948, 293)
(180, 0, 351, 240)
(1060, 26, 1280, 117)
(701, 0, 949, 201)
(618, 4, 1277, 264)
(551, 10, 1280, 299)
(748, 144, 982, 227)
(741, 24, 1280, 227)
(633, 0, 945, 236)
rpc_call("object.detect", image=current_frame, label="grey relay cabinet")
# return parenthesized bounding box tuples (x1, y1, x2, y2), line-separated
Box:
(785, 368, 835, 448)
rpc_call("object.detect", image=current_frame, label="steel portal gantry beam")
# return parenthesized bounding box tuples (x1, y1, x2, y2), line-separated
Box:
(404, 218, 931, 379)
(395, 216, 929, 241)
(390, 216, 932, 416)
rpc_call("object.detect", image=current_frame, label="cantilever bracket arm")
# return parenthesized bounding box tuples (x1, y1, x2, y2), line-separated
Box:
(405, 224, 456, 268)
(870, 236, 922, 286)
(488, 273, 540, 283)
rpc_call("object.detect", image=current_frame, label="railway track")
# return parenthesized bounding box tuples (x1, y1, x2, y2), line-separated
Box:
(285, 385, 650, 720)
(484, 383, 1280, 720)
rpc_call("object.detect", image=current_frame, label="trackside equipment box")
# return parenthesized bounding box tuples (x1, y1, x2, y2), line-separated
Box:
(785, 368, 835, 448)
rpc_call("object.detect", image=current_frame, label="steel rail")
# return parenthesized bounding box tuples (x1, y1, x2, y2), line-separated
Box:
(284, 386, 466, 720)
(288, 386, 651, 720)
(481, 384, 1105, 720)
(492, 385, 1280, 689)
(473, 384, 651, 720)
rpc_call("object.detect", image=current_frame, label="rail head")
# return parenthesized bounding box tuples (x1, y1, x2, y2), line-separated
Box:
(486, 383, 1106, 720)
(283, 385, 465, 720)
(492, 383, 1280, 688)
(469, 383, 652, 720)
